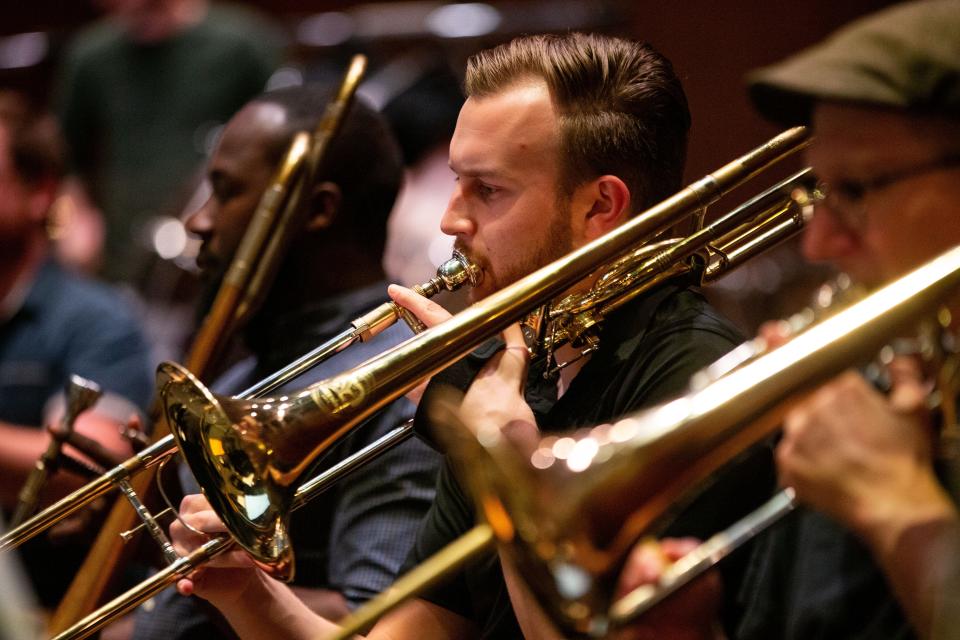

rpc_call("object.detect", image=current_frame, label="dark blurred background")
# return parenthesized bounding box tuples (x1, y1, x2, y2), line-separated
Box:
(0, 0, 900, 338)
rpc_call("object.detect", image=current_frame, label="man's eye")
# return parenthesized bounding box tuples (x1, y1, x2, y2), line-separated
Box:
(213, 184, 238, 203)
(477, 183, 498, 198)
(834, 180, 866, 204)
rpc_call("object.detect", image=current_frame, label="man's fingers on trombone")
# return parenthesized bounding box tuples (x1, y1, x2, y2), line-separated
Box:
(388, 284, 452, 327)
(497, 323, 530, 384)
(758, 319, 793, 349)
(886, 355, 930, 417)
(170, 494, 227, 555)
(613, 537, 722, 640)
(176, 577, 197, 596)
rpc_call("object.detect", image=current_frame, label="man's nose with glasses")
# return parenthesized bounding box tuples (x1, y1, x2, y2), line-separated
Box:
(814, 153, 960, 232)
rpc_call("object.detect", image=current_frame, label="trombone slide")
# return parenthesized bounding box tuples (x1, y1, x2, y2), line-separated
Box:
(608, 488, 797, 626)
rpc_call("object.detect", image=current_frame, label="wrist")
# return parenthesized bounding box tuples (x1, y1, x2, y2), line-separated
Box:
(852, 466, 956, 560)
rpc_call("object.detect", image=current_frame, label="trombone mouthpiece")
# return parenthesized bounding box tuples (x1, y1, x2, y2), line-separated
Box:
(423, 250, 482, 296)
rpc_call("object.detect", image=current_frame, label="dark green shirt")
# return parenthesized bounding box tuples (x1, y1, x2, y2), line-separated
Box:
(57, 5, 282, 282)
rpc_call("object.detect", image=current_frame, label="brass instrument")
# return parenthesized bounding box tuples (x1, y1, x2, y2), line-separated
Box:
(0, 56, 364, 558)
(19, 53, 447, 636)
(528, 167, 816, 373)
(0, 253, 476, 555)
(10, 376, 102, 527)
(330, 246, 960, 640)
(49, 127, 809, 639)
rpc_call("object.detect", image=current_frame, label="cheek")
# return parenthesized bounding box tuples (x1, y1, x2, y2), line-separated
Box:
(222, 203, 259, 252)
(871, 194, 955, 275)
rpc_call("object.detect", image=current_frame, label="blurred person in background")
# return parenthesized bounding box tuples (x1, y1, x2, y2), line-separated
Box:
(55, 0, 284, 285)
(0, 90, 153, 608)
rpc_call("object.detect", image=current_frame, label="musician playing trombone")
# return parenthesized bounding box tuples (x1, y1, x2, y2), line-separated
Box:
(170, 33, 772, 639)
(732, 3, 960, 639)
(604, 3, 960, 639)
(131, 87, 441, 639)
(0, 92, 154, 608)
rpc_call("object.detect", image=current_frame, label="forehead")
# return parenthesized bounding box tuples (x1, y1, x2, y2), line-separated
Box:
(211, 102, 288, 175)
(808, 103, 957, 172)
(450, 80, 559, 179)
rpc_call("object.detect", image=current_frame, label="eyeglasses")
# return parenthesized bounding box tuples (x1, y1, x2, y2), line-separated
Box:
(815, 153, 960, 232)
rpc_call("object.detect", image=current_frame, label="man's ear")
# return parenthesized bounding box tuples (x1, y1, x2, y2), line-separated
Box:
(579, 175, 631, 241)
(306, 181, 342, 232)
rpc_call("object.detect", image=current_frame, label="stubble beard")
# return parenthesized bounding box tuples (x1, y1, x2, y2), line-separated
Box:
(484, 204, 574, 299)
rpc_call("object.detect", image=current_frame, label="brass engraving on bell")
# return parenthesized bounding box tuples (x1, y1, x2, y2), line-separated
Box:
(309, 371, 373, 415)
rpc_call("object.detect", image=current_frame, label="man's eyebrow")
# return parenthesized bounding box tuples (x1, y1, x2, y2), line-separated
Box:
(449, 161, 509, 180)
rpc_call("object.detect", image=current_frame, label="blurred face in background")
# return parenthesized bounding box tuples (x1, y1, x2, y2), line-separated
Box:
(186, 102, 285, 283)
(0, 123, 47, 256)
(97, 0, 204, 43)
(803, 103, 960, 289)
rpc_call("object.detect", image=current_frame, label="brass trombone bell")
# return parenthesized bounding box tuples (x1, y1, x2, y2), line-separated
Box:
(161, 251, 480, 580)
(0, 253, 478, 559)
(440, 245, 960, 637)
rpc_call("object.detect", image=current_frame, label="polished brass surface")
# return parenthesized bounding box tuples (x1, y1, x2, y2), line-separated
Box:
(161, 251, 482, 579)
(157, 128, 810, 583)
(10, 376, 102, 527)
(50, 422, 419, 640)
(0, 253, 476, 563)
(532, 168, 817, 367)
(0, 58, 366, 563)
(441, 246, 960, 637)
(329, 525, 496, 640)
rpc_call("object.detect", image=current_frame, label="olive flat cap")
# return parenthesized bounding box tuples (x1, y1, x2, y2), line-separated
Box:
(748, 0, 960, 124)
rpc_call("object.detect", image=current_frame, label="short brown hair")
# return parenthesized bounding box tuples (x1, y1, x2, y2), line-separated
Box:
(466, 33, 690, 212)
(0, 91, 64, 186)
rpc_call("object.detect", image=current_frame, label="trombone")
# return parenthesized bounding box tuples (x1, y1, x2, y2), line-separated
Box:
(332, 245, 960, 640)
(46, 55, 372, 633)
(0, 252, 479, 555)
(50, 127, 810, 639)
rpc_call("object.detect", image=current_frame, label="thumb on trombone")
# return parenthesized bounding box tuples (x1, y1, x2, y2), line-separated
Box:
(456, 323, 539, 455)
(388, 284, 453, 328)
(170, 493, 259, 604)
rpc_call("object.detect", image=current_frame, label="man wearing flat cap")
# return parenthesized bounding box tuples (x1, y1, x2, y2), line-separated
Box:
(735, 2, 960, 639)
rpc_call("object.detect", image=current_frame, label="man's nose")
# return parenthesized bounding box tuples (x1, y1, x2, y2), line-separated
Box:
(440, 184, 474, 237)
(185, 197, 214, 237)
(800, 206, 860, 263)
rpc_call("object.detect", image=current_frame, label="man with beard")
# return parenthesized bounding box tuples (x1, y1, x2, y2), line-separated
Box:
(131, 85, 440, 639)
(735, 3, 960, 639)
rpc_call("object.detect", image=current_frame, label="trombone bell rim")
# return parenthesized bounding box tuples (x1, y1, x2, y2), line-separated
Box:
(158, 362, 294, 580)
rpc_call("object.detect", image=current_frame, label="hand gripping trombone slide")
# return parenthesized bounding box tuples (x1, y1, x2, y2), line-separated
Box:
(50, 126, 810, 639)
